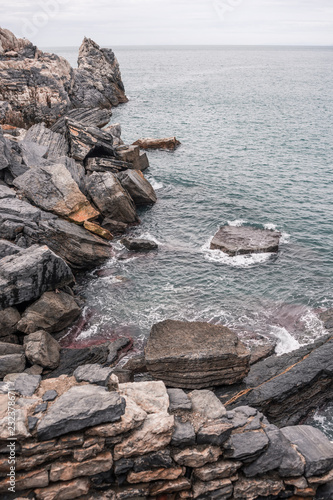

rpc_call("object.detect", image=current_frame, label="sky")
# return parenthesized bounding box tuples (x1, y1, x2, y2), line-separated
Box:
(1, 0, 333, 47)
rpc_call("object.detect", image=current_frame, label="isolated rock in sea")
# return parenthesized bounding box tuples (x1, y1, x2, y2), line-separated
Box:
(66, 119, 115, 161)
(13, 163, 99, 223)
(37, 385, 126, 440)
(121, 237, 158, 251)
(24, 330, 60, 369)
(210, 225, 281, 256)
(0, 245, 74, 309)
(51, 107, 112, 134)
(17, 291, 81, 334)
(133, 137, 181, 150)
(117, 169, 157, 206)
(86, 171, 137, 223)
(72, 37, 128, 109)
(145, 320, 250, 389)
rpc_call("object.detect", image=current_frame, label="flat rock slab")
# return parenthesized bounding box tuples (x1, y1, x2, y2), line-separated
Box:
(74, 363, 113, 386)
(210, 226, 281, 256)
(121, 237, 158, 251)
(281, 425, 333, 477)
(145, 320, 250, 389)
(37, 385, 126, 440)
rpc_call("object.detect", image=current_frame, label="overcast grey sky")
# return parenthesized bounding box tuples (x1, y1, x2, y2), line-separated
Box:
(1, 0, 333, 47)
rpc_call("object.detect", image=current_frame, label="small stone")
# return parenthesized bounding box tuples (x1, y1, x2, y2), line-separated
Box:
(50, 451, 112, 482)
(28, 416, 38, 432)
(84, 220, 113, 240)
(114, 458, 135, 477)
(168, 388, 192, 411)
(119, 380, 169, 414)
(150, 478, 192, 497)
(14, 373, 41, 396)
(34, 478, 90, 500)
(24, 330, 60, 369)
(189, 390, 227, 419)
(194, 460, 243, 482)
(192, 478, 233, 499)
(172, 445, 222, 468)
(0, 307, 21, 336)
(0, 342, 24, 355)
(197, 420, 233, 446)
(133, 450, 173, 473)
(107, 373, 119, 391)
(0, 353, 26, 378)
(25, 365, 44, 375)
(34, 403, 48, 414)
(233, 477, 284, 499)
(73, 442, 105, 462)
(42, 390, 58, 401)
(127, 466, 184, 484)
(0, 468, 49, 493)
(73, 363, 113, 386)
(171, 418, 196, 448)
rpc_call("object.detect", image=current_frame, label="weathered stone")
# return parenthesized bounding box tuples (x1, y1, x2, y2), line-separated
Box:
(66, 118, 114, 161)
(0, 353, 25, 378)
(0, 245, 74, 309)
(50, 451, 112, 482)
(37, 385, 126, 440)
(0, 183, 16, 198)
(73, 442, 104, 462)
(233, 477, 284, 499)
(197, 420, 233, 446)
(13, 162, 99, 223)
(133, 449, 173, 473)
(86, 171, 137, 223)
(17, 291, 81, 334)
(0, 306, 20, 336)
(210, 225, 281, 256)
(0, 238, 21, 257)
(119, 380, 169, 414)
(145, 320, 250, 389)
(192, 478, 232, 499)
(35, 478, 90, 500)
(308, 469, 333, 485)
(84, 221, 113, 240)
(172, 446, 222, 468)
(0, 468, 49, 493)
(0, 127, 11, 170)
(150, 478, 191, 496)
(43, 390, 58, 402)
(14, 373, 41, 396)
(168, 388, 192, 412)
(189, 390, 227, 419)
(117, 169, 157, 206)
(281, 426, 333, 477)
(121, 237, 158, 251)
(0, 341, 23, 355)
(0, 394, 29, 438)
(133, 137, 181, 150)
(25, 364, 44, 375)
(23, 122, 69, 159)
(127, 466, 184, 484)
(86, 156, 132, 173)
(116, 144, 149, 171)
(224, 430, 269, 462)
(243, 425, 305, 477)
(194, 460, 243, 482)
(171, 418, 196, 448)
(74, 363, 113, 386)
(114, 412, 174, 460)
(51, 107, 112, 134)
(111, 484, 149, 499)
(24, 330, 60, 369)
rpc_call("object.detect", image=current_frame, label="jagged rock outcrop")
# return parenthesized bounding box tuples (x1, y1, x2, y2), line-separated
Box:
(145, 320, 251, 389)
(71, 37, 128, 109)
(210, 225, 282, 256)
(66, 119, 115, 161)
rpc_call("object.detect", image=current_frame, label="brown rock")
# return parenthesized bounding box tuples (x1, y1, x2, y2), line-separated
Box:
(0, 307, 20, 336)
(113, 412, 174, 460)
(145, 320, 250, 389)
(194, 460, 243, 481)
(73, 442, 104, 462)
(0, 468, 49, 493)
(250, 343, 276, 365)
(127, 466, 184, 483)
(172, 446, 222, 468)
(84, 221, 113, 240)
(50, 451, 112, 482)
(102, 218, 128, 235)
(284, 477, 308, 489)
(150, 478, 192, 496)
(14, 449, 73, 472)
(35, 478, 90, 500)
(233, 477, 284, 499)
(294, 487, 317, 497)
(17, 291, 81, 334)
(192, 478, 232, 499)
(116, 144, 149, 171)
(210, 225, 281, 256)
(133, 136, 181, 150)
(24, 330, 60, 369)
(117, 169, 157, 206)
(308, 468, 333, 485)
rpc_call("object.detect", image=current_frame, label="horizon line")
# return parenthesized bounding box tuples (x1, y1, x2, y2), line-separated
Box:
(41, 43, 333, 48)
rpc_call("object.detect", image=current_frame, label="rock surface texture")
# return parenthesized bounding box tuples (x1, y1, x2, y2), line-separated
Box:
(210, 225, 281, 256)
(145, 320, 251, 388)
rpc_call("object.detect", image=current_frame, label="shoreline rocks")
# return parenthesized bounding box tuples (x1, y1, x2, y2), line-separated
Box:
(210, 225, 282, 256)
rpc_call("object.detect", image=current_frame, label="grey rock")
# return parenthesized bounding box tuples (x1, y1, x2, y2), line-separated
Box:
(66, 119, 114, 161)
(121, 237, 158, 251)
(42, 390, 58, 402)
(0, 307, 20, 335)
(281, 425, 333, 477)
(0, 196, 41, 240)
(197, 420, 233, 447)
(107, 337, 132, 364)
(189, 390, 227, 420)
(86, 156, 132, 174)
(0, 353, 26, 378)
(37, 384, 126, 440)
(86, 171, 137, 223)
(224, 430, 269, 462)
(24, 364, 43, 375)
(0, 342, 24, 355)
(114, 458, 134, 476)
(73, 363, 113, 386)
(0, 183, 16, 199)
(18, 140, 48, 168)
(0, 128, 11, 170)
(0, 239, 21, 257)
(133, 450, 173, 473)
(210, 225, 281, 256)
(51, 107, 112, 134)
(23, 122, 68, 159)
(117, 169, 157, 206)
(171, 418, 196, 448)
(14, 373, 41, 396)
(34, 402, 48, 414)
(316, 480, 333, 500)
(102, 218, 128, 235)
(168, 388, 192, 412)
(28, 416, 38, 432)
(17, 291, 81, 334)
(24, 330, 60, 369)
(0, 244, 74, 309)
(56, 156, 87, 195)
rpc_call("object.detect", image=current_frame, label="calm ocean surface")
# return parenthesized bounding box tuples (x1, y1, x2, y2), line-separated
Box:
(50, 45, 333, 432)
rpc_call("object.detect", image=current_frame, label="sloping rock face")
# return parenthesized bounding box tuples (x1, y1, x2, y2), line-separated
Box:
(51, 107, 112, 134)
(145, 320, 250, 389)
(117, 169, 157, 206)
(71, 37, 128, 109)
(210, 225, 281, 256)
(0, 245, 74, 309)
(23, 122, 69, 159)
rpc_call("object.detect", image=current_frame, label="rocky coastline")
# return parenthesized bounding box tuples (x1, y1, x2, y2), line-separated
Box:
(0, 27, 333, 499)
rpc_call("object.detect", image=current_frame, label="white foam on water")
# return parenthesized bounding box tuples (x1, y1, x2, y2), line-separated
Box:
(137, 232, 163, 245)
(145, 175, 164, 190)
(271, 326, 301, 355)
(299, 310, 328, 344)
(227, 219, 247, 227)
(264, 223, 277, 230)
(280, 232, 291, 244)
(201, 237, 273, 268)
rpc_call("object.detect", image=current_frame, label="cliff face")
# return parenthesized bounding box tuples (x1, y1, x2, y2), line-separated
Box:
(0, 28, 127, 128)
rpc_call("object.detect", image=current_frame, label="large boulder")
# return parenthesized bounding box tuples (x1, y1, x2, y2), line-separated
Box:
(145, 320, 250, 389)
(133, 137, 181, 150)
(66, 119, 115, 161)
(71, 37, 128, 109)
(24, 330, 60, 369)
(117, 169, 157, 206)
(13, 163, 99, 223)
(86, 171, 137, 223)
(17, 291, 81, 334)
(0, 245, 74, 309)
(210, 225, 281, 256)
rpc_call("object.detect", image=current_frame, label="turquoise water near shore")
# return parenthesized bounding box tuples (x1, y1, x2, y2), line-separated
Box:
(51, 46, 333, 433)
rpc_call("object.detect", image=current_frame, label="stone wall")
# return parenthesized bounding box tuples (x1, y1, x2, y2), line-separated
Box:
(1, 373, 333, 499)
